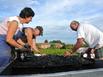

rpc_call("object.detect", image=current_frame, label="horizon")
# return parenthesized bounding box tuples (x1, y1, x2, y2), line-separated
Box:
(0, 0, 103, 44)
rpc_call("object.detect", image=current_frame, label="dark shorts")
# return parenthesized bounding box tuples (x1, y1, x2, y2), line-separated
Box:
(95, 47, 103, 58)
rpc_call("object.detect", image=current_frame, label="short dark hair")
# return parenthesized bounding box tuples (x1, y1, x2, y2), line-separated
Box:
(36, 26, 43, 36)
(19, 7, 35, 18)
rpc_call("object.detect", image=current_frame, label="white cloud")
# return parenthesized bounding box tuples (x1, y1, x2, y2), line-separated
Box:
(28, 0, 103, 43)
(0, 0, 103, 43)
(0, 0, 38, 17)
(33, 0, 103, 27)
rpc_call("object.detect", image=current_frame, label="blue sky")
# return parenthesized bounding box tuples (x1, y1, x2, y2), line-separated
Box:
(0, 0, 103, 44)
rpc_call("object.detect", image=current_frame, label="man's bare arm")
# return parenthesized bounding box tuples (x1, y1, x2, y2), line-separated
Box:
(72, 38, 84, 53)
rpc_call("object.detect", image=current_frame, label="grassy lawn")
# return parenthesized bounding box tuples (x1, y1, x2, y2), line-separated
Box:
(35, 43, 75, 55)
(39, 48, 71, 55)
(37, 44, 86, 56)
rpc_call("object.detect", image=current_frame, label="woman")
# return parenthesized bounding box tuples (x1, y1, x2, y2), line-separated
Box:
(0, 7, 35, 69)
(16, 26, 43, 53)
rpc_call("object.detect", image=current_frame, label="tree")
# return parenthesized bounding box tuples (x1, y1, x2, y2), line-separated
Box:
(49, 40, 62, 43)
(44, 39, 48, 43)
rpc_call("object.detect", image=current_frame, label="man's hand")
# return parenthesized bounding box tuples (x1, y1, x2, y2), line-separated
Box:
(64, 51, 72, 57)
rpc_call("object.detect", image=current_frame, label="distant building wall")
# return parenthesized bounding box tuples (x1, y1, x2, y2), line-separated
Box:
(39, 43, 51, 49)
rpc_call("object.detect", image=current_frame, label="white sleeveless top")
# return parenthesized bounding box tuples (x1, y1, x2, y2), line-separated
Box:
(0, 16, 23, 35)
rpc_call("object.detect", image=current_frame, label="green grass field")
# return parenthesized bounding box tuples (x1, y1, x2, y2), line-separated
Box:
(35, 44, 74, 55)
(37, 43, 87, 56)
(40, 48, 71, 55)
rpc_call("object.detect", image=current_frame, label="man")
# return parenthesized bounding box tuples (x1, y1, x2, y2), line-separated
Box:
(15, 26, 43, 53)
(64, 20, 103, 60)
